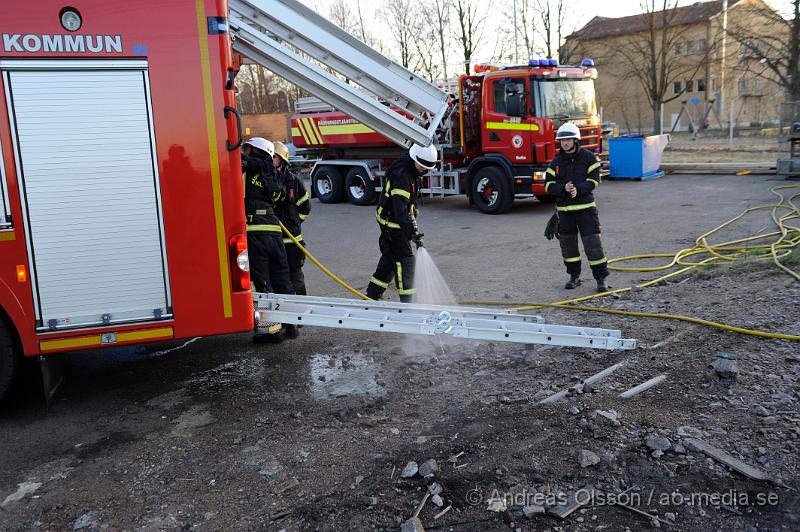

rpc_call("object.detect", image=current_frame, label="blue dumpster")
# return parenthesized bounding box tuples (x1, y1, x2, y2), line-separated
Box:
(608, 134, 669, 180)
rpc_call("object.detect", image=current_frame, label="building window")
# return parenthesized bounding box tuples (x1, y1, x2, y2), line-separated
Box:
(697, 79, 706, 92)
(738, 78, 749, 94)
(673, 81, 682, 95)
(712, 78, 718, 92)
(754, 78, 762, 96)
(685, 41, 694, 55)
(697, 39, 707, 52)
(674, 42, 683, 56)
(685, 80, 694, 93)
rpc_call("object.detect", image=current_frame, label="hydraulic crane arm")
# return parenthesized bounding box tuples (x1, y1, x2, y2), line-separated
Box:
(228, 0, 448, 147)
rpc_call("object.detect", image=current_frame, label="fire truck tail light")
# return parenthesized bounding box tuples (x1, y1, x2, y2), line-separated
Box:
(229, 234, 250, 292)
(16, 265, 27, 283)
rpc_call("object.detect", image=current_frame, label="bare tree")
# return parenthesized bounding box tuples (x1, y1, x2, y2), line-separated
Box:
(236, 64, 302, 114)
(535, 0, 567, 59)
(328, 0, 357, 33)
(597, 0, 713, 133)
(723, 0, 800, 101)
(453, 0, 486, 74)
(424, 0, 453, 79)
(382, 0, 421, 69)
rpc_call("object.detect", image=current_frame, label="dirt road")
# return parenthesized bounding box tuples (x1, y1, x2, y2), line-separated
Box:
(1, 173, 798, 531)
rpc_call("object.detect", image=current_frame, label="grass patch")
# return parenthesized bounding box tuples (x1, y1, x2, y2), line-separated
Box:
(640, 416, 655, 427)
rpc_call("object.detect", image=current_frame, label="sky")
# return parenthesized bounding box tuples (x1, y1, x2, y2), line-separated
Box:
(302, 0, 793, 72)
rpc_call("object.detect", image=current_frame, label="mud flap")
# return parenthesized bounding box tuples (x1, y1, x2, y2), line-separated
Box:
(40, 355, 65, 409)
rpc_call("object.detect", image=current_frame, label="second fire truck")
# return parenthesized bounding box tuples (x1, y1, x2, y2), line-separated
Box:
(292, 60, 602, 214)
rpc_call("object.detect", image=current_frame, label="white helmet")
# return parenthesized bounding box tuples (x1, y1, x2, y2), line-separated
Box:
(409, 143, 438, 169)
(555, 122, 581, 141)
(244, 137, 275, 157)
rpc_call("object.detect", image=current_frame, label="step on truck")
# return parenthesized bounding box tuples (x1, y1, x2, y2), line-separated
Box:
(293, 60, 603, 214)
(0, 0, 449, 401)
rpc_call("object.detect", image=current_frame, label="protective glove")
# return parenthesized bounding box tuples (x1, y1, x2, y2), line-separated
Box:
(412, 232, 425, 249)
(544, 213, 559, 240)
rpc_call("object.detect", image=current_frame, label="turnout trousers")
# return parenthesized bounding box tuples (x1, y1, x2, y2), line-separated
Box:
(557, 207, 609, 280)
(366, 228, 416, 302)
(247, 230, 294, 295)
(285, 240, 307, 296)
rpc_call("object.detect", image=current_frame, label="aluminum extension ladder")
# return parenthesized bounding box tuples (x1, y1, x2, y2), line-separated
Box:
(228, 0, 449, 148)
(254, 294, 637, 350)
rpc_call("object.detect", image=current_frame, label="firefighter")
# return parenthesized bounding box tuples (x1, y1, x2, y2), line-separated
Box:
(242, 137, 294, 341)
(544, 123, 610, 292)
(366, 143, 437, 302)
(272, 141, 310, 339)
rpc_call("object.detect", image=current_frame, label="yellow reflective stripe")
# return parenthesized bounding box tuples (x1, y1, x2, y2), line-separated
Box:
(298, 213, 309, 221)
(369, 276, 389, 288)
(283, 234, 303, 244)
(390, 188, 411, 199)
(589, 257, 608, 266)
(0, 231, 15, 241)
(291, 127, 301, 138)
(376, 211, 401, 229)
(196, 0, 232, 317)
(588, 179, 600, 188)
(309, 119, 325, 144)
(40, 335, 101, 352)
(247, 224, 282, 232)
(544, 182, 554, 192)
(564, 256, 582, 263)
(398, 288, 416, 295)
(557, 202, 596, 212)
(318, 123, 374, 135)
(297, 119, 315, 144)
(396, 262, 404, 290)
(587, 162, 601, 174)
(546, 167, 556, 177)
(486, 122, 540, 131)
(117, 327, 174, 343)
(296, 192, 310, 206)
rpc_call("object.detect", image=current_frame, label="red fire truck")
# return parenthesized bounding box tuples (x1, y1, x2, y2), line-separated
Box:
(293, 60, 602, 214)
(0, 0, 450, 401)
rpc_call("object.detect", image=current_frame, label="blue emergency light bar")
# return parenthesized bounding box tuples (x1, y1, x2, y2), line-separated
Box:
(581, 58, 595, 67)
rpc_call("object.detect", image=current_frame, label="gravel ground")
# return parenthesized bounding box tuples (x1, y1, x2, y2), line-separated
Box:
(0, 173, 798, 531)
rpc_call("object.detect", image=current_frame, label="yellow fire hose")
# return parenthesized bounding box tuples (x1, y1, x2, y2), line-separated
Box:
(279, 184, 800, 342)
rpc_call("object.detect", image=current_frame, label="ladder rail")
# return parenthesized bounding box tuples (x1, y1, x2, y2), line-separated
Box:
(254, 293, 637, 351)
(229, 0, 449, 147)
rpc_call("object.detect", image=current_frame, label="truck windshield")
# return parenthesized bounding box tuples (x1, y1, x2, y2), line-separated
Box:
(536, 79, 597, 118)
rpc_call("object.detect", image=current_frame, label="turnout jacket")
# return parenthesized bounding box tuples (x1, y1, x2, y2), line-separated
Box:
(275, 166, 311, 243)
(376, 154, 422, 238)
(544, 147, 601, 212)
(243, 154, 285, 231)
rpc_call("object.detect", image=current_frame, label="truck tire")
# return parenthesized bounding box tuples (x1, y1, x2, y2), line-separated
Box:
(0, 316, 19, 403)
(471, 166, 514, 214)
(345, 167, 377, 205)
(312, 166, 346, 203)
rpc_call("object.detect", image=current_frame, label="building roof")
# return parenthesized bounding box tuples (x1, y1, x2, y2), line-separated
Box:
(567, 0, 741, 41)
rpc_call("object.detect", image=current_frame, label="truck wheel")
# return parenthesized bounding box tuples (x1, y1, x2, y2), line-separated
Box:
(471, 167, 513, 214)
(345, 167, 377, 205)
(312, 166, 346, 203)
(0, 317, 19, 402)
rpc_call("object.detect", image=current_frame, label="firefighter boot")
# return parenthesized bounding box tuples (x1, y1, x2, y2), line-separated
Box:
(596, 276, 610, 293)
(283, 323, 299, 339)
(565, 275, 581, 289)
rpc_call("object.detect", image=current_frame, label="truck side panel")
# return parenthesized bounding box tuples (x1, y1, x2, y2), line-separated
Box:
(0, 0, 252, 356)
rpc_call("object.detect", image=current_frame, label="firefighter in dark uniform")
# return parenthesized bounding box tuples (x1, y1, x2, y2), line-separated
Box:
(366, 143, 438, 302)
(544, 123, 610, 292)
(272, 141, 309, 340)
(242, 137, 294, 340)
(273, 141, 310, 297)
